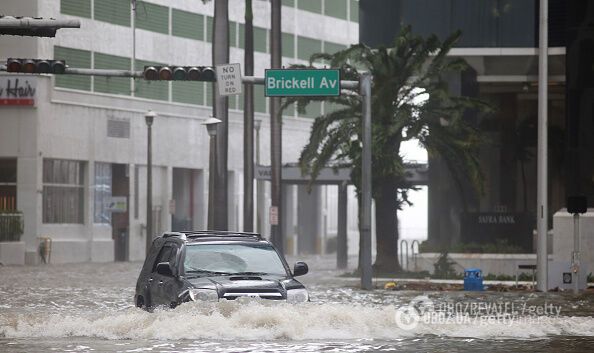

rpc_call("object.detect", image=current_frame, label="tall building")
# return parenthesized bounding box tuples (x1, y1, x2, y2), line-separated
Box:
(360, 0, 592, 251)
(0, 0, 360, 264)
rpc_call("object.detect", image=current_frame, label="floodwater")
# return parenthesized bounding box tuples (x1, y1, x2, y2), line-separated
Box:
(1, 255, 594, 352)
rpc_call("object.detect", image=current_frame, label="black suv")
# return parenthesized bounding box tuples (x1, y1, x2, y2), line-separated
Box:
(135, 230, 309, 310)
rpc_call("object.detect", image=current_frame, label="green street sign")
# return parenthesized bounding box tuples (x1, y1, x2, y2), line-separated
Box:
(265, 69, 340, 97)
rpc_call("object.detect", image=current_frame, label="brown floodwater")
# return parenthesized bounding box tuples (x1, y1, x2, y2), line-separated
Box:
(1, 256, 594, 352)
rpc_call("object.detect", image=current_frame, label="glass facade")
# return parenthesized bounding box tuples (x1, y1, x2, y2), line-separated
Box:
(359, 0, 565, 48)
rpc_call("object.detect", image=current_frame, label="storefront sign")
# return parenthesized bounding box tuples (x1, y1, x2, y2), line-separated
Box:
(0, 76, 36, 106)
(106, 196, 127, 213)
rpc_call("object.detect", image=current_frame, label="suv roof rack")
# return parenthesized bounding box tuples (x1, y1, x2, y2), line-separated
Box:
(181, 230, 262, 239)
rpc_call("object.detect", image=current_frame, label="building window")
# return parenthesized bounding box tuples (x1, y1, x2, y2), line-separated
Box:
(43, 159, 85, 224)
(297, 0, 322, 14)
(95, 0, 131, 27)
(94, 52, 131, 96)
(0, 159, 17, 211)
(297, 36, 322, 61)
(54, 46, 91, 91)
(60, 0, 91, 18)
(172, 9, 204, 41)
(94, 162, 112, 224)
(325, 0, 348, 20)
(135, 1, 169, 35)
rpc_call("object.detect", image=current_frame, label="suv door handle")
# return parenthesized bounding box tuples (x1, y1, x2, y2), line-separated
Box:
(148, 278, 153, 283)
(158, 280, 164, 286)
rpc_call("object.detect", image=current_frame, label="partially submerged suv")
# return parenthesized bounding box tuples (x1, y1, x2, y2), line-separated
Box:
(135, 230, 309, 310)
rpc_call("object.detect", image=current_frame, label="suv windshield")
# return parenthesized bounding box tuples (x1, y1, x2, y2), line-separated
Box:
(183, 243, 287, 277)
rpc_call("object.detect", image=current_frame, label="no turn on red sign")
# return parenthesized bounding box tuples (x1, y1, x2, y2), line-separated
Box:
(215, 63, 242, 96)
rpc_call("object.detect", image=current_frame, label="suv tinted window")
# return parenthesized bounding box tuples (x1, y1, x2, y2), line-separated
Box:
(151, 245, 174, 272)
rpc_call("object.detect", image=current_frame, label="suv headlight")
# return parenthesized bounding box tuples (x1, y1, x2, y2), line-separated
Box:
(286, 288, 309, 303)
(189, 288, 219, 302)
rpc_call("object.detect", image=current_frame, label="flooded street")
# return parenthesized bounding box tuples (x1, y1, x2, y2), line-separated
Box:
(1, 257, 594, 352)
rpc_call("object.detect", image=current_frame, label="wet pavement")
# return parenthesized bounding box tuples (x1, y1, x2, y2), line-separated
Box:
(1, 255, 594, 352)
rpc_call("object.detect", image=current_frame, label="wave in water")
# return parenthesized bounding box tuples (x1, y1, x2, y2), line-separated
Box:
(2, 301, 594, 341)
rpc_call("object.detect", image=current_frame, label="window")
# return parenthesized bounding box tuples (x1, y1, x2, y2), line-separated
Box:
(43, 159, 85, 224)
(94, 163, 112, 224)
(254, 26, 268, 53)
(325, 0, 348, 20)
(172, 9, 204, 41)
(61, 0, 91, 18)
(134, 59, 169, 101)
(94, 53, 131, 95)
(297, 36, 322, 61)
(0, 159, 17, 211)
(297, 0, 322, 14)
(324, 41, 347, 55)
(54, 46, 91, 91)
(95, 0, 131, 27)
(282, 32, 295, 58)
(172, 81, 205, 105)
(206, 16, 214, 43)
(282, 0, 295, 7)
(135, 1, 169, 35)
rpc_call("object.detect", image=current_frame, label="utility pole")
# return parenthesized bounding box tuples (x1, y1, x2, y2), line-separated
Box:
(212, 0, 229, 230)
(536, 0, 549, 292)
(243, 0, 255, 232)
(270, 0, 284, 253)
(270, 0, 283, 251)
(145, 110, 156, 255)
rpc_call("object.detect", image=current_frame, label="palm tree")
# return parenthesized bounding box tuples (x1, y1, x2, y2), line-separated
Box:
(283, 27, 490, 273)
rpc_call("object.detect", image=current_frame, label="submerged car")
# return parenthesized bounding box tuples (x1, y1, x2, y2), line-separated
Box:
(134, 230, 309, 310)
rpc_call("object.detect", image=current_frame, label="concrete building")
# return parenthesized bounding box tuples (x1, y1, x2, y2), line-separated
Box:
(0, 0, 360, 264)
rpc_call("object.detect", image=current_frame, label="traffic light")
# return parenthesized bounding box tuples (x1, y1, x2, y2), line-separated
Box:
(6, 58, 66, 74)
(143, 66, 216, 81)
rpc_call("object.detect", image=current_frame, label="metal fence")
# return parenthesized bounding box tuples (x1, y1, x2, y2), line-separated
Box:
(0, 212, 23, 242)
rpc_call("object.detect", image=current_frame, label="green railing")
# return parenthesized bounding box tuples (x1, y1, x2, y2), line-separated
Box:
(0, 211, 24, 242)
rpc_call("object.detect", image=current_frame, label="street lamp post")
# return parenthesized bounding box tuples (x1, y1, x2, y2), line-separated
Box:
(203, 117, 222, 229)
(145, 110, 156, 255)
(254, 118, 263, 234)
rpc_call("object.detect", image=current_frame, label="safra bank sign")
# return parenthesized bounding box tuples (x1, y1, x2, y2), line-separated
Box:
(0, 76, 37, 106)
(265, 69, 340, 97)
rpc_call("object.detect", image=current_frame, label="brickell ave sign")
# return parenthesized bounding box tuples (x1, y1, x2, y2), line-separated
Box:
(265, 69, 340, 97)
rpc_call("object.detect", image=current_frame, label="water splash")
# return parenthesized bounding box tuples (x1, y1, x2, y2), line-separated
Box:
(2, 300, 594, 341)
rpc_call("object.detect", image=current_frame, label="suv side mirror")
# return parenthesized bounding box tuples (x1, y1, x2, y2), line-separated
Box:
(293, 261, 308, 276)
(156, 262, 174, 276)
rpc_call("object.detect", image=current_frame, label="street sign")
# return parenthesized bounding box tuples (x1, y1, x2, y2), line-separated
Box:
(265, 69, 340, 97)
(215, 63, 242, 96)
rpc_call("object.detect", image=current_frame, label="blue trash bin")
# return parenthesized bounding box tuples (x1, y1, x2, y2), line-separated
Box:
(463, 268, 484, 291)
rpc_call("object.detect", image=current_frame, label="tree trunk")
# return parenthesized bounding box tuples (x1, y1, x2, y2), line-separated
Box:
(373, 179, 402, 273)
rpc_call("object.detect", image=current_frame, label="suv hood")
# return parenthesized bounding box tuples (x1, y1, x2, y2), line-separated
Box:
(187, 275, 303, 300)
